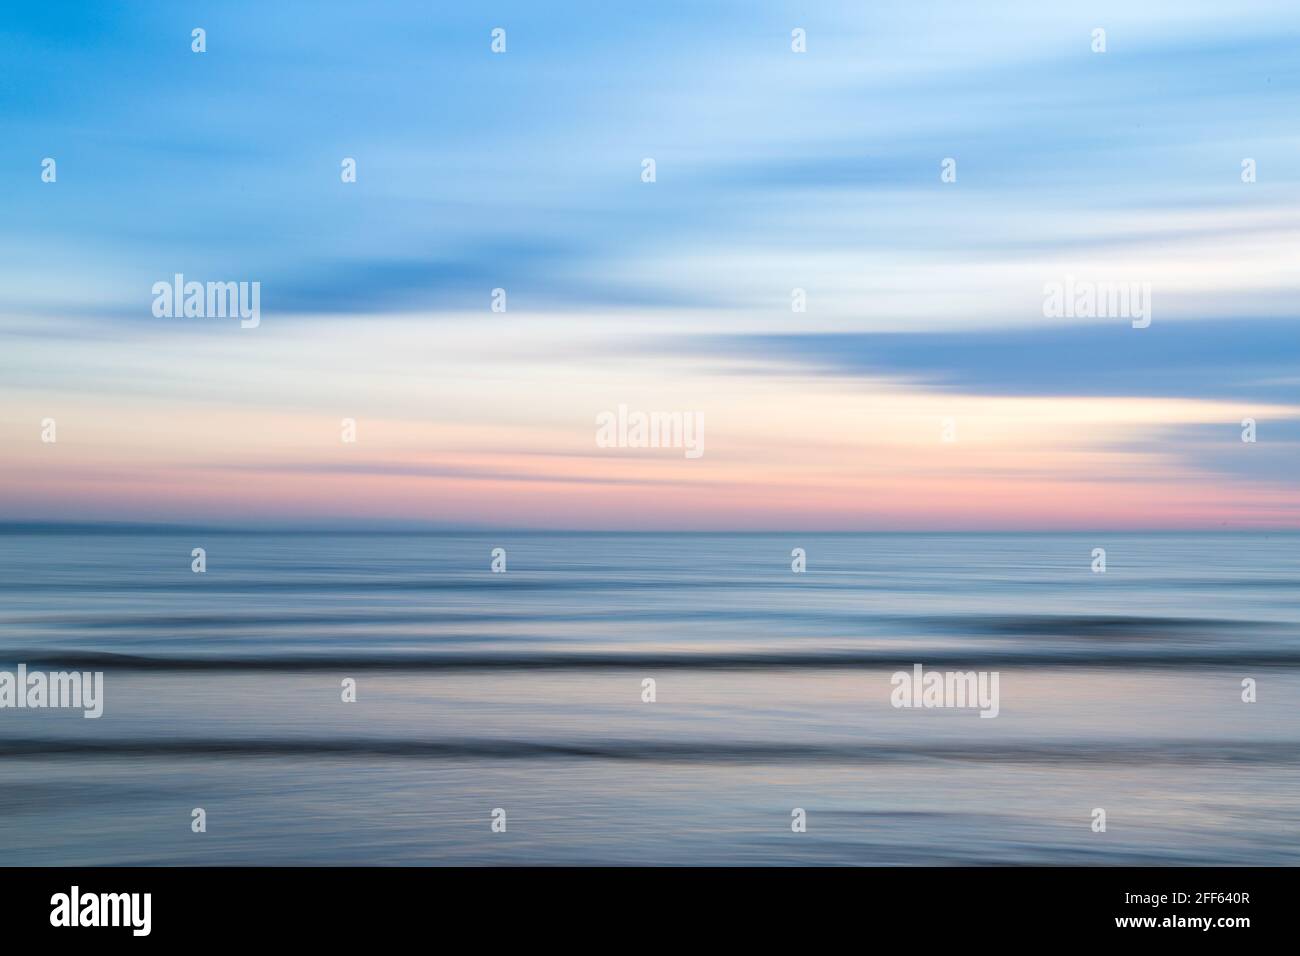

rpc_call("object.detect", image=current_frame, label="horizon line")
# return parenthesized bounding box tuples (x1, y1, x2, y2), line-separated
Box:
(1, 521, 1296, 536)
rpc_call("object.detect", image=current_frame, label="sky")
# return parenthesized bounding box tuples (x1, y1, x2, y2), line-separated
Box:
(1, 0, 1297, 530)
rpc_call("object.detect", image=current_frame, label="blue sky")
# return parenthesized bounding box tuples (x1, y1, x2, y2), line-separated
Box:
(5, 0, 1299, 320)
(0, 1, 1297, 528)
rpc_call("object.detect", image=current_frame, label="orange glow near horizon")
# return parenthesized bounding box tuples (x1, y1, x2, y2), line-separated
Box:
(2, 313, 1296, 529)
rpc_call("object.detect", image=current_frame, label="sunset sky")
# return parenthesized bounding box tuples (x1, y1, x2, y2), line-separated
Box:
(2, 0, 1297, 529)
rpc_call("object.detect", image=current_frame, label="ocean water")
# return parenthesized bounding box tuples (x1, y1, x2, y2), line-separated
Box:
(0, 531, 1297, 865)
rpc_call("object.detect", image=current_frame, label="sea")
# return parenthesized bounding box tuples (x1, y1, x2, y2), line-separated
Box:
(0, 530, 1296, 865)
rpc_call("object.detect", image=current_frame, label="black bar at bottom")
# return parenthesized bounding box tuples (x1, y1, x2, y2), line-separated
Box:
(0, 866, 1278, 941)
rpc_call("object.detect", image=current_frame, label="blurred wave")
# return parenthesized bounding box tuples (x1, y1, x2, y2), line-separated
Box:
(6, 646, 1300, 670)
(4, 736, 1297, 765)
